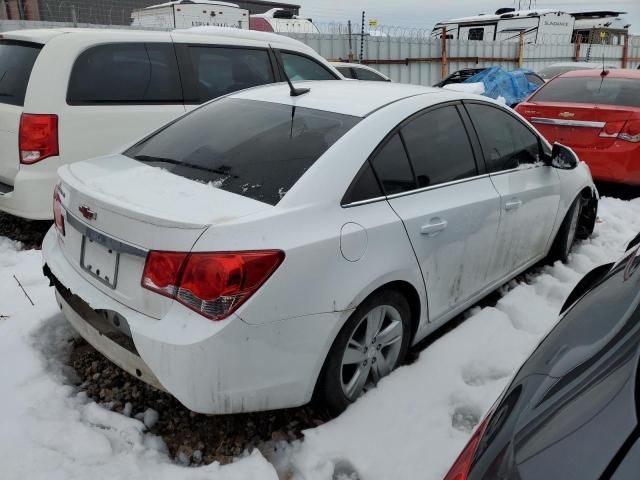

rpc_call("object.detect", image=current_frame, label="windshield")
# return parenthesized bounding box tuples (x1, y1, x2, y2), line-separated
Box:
(531, 77, 640, 107)
(125, 98, 360, 205)
(537, 65, 598, 80)
(0, 40, 42, 106)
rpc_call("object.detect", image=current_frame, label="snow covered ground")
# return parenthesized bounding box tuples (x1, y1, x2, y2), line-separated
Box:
(1, 196, 639, 480)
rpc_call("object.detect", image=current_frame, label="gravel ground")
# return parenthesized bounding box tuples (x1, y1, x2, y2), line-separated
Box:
(0, 213, 51, 250)
(68, 338, 332, 466)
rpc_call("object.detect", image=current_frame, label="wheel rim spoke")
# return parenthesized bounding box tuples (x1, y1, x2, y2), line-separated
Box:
(374, 352, 392, 378)
(343, 339, 366, 365)
(345, 363, 371, 399)
(365, 306, 385, 344)
(376, 320, 403, 347)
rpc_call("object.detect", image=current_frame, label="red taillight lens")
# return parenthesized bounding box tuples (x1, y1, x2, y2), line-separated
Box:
(53, 187, 65, 236)
(443, 414, 492, 480)
(141, 250, 284, 320)
(618, 119, 640, 143)
(19, 113, 59, 164)
(249, 17, 274, 32)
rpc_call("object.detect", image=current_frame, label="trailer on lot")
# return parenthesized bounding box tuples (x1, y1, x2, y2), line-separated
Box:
(131, 1, 250, 30)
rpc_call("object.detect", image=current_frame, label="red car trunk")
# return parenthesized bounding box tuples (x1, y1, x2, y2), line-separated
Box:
(516, 70, 640, 185)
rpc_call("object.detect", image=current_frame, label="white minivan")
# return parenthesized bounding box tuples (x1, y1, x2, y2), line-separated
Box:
(0, 27, 341, 219)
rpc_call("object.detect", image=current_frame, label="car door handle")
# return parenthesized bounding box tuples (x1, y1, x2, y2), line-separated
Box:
(505, 199, 523, 211)
(421, 218, 448, 236)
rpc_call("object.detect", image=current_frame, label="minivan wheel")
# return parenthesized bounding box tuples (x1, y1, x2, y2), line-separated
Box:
(319, 289, 412, 414)
(550, 197, 581, 264)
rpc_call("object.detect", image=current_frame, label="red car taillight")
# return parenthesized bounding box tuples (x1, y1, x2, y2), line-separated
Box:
(141, 250, 285, 320)
(618, 119, 640, 143)
(53, 186, 65, 236)
(443, 414, 492, 480)
(19, 113, 59, 164)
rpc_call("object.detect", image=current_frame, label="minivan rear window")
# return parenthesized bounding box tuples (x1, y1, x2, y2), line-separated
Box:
(125, 98, 360, 205)
(0, 40, 42, 107)
(532, 77, 640, 107)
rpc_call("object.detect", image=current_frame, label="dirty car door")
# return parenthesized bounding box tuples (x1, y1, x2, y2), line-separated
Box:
(384, 104, 501, 322)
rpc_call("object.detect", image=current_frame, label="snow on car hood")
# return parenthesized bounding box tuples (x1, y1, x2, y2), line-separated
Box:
(62, 154, 271, 229)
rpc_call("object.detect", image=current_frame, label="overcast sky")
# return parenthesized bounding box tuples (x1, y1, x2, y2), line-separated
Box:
(299, 0, 640, 34)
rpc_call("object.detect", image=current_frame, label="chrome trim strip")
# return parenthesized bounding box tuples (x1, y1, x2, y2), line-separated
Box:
(66, 212, 148, 258)
(342, 195, 387, 208)
(531, 117, 606, 128)
(385, 173, 492, 200)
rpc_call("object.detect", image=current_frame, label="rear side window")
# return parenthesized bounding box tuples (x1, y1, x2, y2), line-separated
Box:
(354, 67, 387, 82)
(281, 52, 336, 81)
(0, 40, 42, 107)
(370, 133, 415, 194)
(126, 98, 360, 205)
(466, 103, 540, 172)
(532, 77, 640, 107)
(187, 46, 274, 102)
(68, 43, 182, 104)
(401, 106, 478, 188)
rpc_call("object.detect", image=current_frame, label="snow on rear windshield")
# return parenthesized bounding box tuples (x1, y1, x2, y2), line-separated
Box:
(126, 98, 360, 206)
(532, 77, 640, 107)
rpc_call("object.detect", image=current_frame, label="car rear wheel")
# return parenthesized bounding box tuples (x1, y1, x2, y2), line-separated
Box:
(550, 197, 581, 263)
(319, 289, 412, 414)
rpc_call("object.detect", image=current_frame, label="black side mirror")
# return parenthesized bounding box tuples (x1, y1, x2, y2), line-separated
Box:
(549, 143, 579, 169)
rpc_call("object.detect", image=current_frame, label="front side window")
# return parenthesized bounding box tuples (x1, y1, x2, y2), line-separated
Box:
(466, 103, 540, 172)
(67, 43, 182, 104)
(281, 52, 336, 81)
(401, 106, 478, 188)
(187, 46, 274, 102)
(126, 98, 360, 206)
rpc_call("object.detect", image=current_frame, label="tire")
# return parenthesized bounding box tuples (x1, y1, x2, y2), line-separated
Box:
(549, 197, 581, 263)
(318, 289, 412, 414)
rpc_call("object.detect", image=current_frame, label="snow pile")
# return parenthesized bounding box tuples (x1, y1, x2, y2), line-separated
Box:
(442, 82, 485, 95)
(0, 197, 639, 480)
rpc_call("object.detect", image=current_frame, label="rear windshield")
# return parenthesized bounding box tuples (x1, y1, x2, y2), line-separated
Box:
(537, 65, 593, 80)
(125, 98, 360, 205)
(532, 77, 640, 107)
(0, 40, 42, 106)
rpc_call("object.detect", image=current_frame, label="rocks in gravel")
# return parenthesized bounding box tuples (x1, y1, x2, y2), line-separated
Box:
(0, 213, 52, 250)
(68, 339, 333, 466)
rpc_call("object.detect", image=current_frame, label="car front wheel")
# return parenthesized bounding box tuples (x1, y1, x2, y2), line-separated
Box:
(319, 289, 412, 414)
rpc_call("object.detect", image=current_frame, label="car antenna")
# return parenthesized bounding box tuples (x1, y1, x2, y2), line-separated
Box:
(269, 44, 310, 97)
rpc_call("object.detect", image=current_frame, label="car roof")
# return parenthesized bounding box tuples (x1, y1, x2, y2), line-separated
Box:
(230, 80, 476, 117)
(558, 68, 640, 79)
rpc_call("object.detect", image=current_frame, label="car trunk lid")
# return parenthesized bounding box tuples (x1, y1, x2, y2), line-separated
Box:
(56, 154, 272, 318)
(520, 101, 639, 149)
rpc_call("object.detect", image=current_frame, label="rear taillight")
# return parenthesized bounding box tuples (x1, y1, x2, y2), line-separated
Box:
(53, 186, 65, 236)
(443, 413, 492, 480)
(618, 120, 640, 143)
(141, 250, 285, 320)
(19, 113, 59, 164)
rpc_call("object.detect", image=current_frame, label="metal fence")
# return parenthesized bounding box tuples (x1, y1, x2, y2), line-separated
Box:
(1, 17, 639, 86)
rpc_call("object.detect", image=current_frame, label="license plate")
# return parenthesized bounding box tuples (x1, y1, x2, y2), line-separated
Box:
(80, 235, 119, 289)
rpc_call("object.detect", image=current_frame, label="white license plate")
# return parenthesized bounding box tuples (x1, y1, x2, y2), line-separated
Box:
(80, 236, 119, 288)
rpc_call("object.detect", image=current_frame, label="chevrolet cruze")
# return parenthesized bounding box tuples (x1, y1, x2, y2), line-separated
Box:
(43, 81, 597, 414)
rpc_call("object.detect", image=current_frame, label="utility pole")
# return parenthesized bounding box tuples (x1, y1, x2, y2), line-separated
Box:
(360, 11, 365, 63)
(348, 20, 353, 62)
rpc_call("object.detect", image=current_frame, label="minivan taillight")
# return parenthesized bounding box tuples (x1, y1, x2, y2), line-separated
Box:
(443, 413, 492, 480)
(19, 113, 59, 164)
(141, 250, 285, 320)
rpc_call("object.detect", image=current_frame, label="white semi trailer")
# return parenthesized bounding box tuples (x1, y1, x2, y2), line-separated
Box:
(131, 1, 249, 30)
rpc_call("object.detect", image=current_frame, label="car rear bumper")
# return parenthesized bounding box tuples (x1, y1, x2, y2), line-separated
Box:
(0, 166, 57, 219)
(573, 143, 640, 185)
(42, 228, 343, 414)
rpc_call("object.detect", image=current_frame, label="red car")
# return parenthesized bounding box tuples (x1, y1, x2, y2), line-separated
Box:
(515, 69, 640, 185)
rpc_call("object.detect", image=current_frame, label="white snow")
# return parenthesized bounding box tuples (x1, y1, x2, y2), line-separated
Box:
(1, 196, 640, 480)
(442, 82, 485, 95)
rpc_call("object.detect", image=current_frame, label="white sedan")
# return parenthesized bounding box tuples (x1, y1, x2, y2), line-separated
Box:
(43, 81, 597, 414)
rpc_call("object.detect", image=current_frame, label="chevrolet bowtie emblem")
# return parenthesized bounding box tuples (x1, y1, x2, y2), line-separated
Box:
(79, 205, 97, 220)
(559, 112, 575, 118)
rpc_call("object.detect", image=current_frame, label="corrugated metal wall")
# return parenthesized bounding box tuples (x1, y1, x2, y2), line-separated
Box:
(285, 32, 640, 85)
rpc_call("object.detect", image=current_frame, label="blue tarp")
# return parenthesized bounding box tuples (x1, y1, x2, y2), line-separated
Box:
(465, 67, 539, 106)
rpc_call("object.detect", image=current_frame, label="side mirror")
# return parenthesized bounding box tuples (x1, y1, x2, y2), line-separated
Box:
(549, 143, 579, 170)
